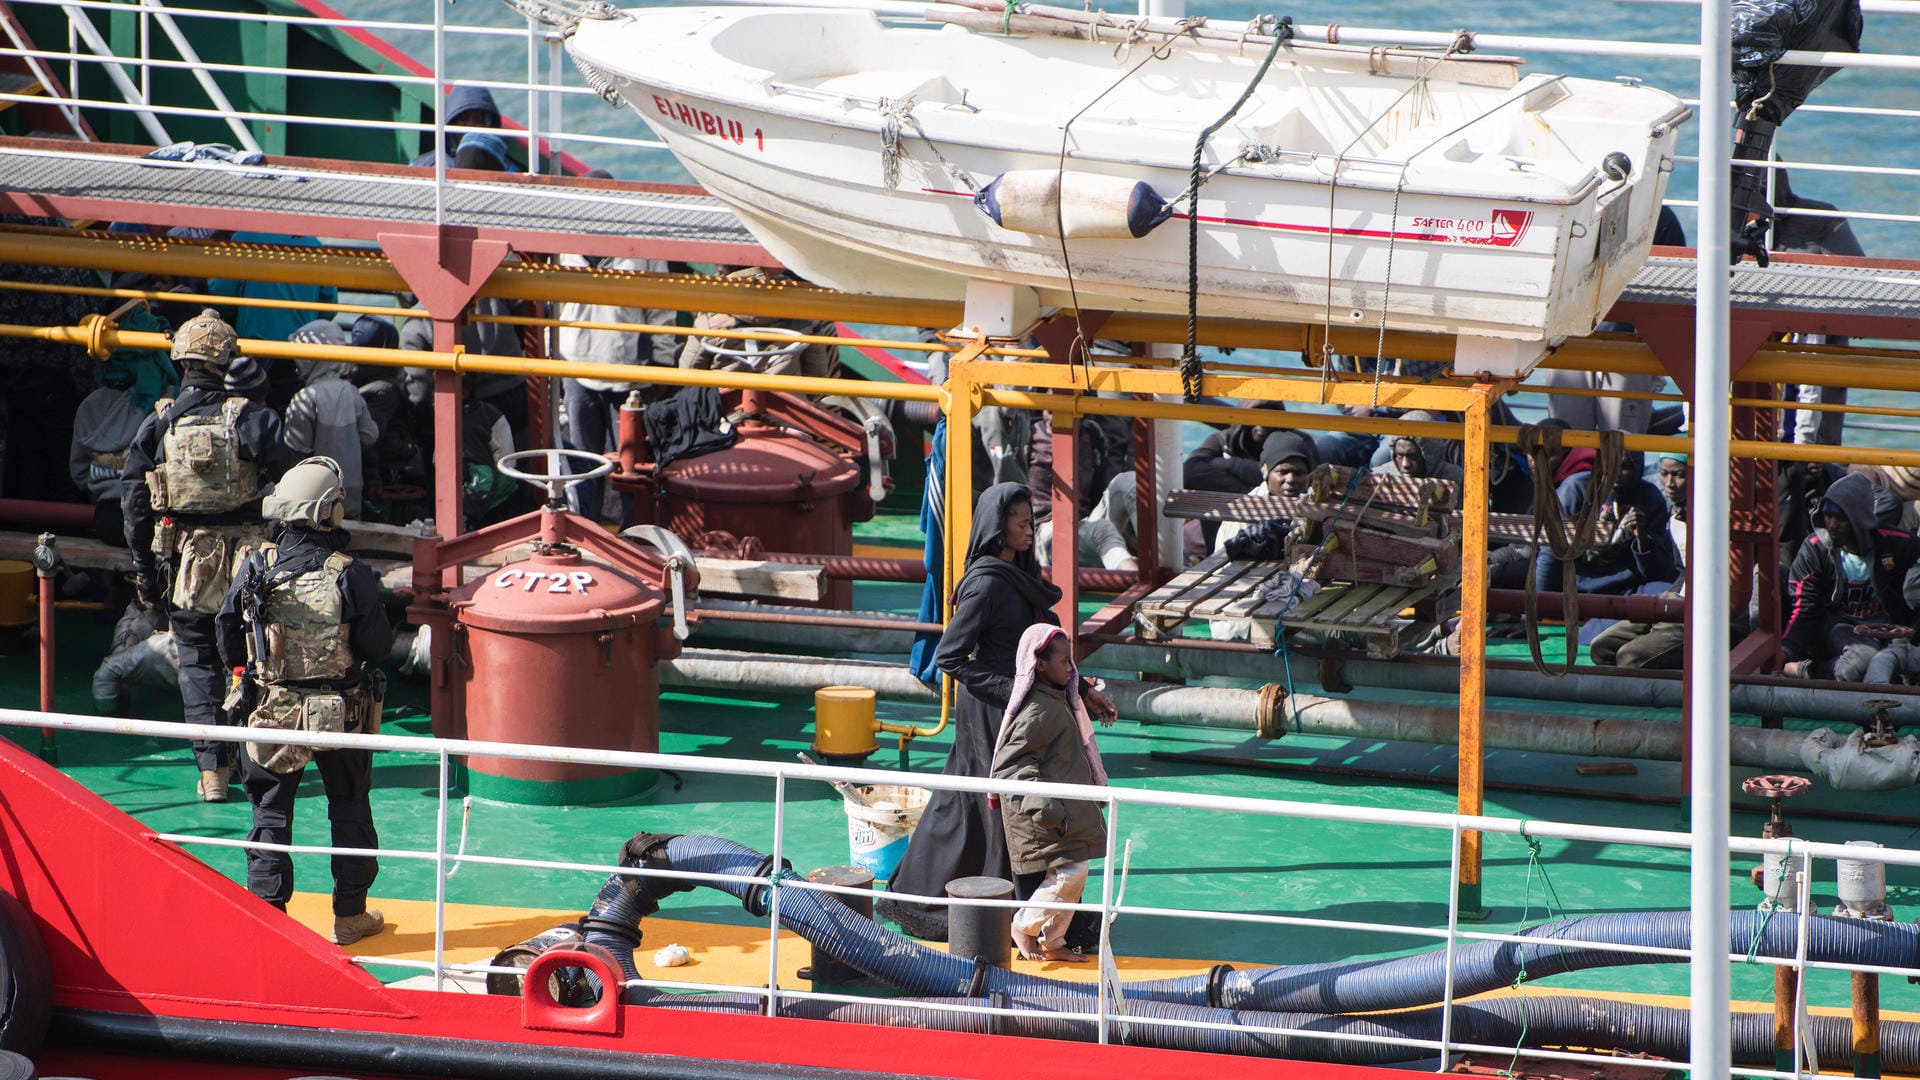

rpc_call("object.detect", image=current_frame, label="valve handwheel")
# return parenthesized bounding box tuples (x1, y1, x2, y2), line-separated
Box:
(1740, 774, 1811, 801)
(497, 449, 616, 508)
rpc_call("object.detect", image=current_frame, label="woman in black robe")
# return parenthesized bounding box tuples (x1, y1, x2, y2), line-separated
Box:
(878, 482, 1114, 942)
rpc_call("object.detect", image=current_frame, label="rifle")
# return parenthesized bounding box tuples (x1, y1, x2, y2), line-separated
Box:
(239, 561, 270, 674)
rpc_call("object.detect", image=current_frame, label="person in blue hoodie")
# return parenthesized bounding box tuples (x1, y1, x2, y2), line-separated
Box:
(1535, 451, 1678, 598)
(410, 84, 508, 168)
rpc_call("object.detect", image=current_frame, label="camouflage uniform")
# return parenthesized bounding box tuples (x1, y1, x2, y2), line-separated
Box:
(121, 311, 287, 787)
(214, 462, 393, 925)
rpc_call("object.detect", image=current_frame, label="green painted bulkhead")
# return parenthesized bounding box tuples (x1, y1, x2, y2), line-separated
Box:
(5, 0, 465, 165)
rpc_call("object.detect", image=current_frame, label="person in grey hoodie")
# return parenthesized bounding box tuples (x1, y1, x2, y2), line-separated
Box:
(1783, 471, 1920, 680)
(282, 320, 378, 517)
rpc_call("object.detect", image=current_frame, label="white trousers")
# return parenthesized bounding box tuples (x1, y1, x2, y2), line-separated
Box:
(1013, 860, 1089, 949)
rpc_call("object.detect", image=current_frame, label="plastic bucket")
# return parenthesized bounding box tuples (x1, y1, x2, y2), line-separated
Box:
(842, 783, 929, 881)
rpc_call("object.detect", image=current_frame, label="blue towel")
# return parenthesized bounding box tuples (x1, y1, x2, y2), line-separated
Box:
(908, 420, 946, 685)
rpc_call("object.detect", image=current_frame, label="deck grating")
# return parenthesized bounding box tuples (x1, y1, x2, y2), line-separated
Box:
(1622, 254, 1920, 320)
(0, 146, 755, 245)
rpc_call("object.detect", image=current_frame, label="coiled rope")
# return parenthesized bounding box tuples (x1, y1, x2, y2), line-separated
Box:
(1178, 15, 1292, 400)
(1517, 424, 1627, 677)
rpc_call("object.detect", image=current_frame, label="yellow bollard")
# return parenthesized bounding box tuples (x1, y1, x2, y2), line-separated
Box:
(0, 560, 36, 626)
(813, 686, 879, 761)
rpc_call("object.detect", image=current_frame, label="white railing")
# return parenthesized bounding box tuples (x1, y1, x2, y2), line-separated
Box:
(0, 0, 1917, 244)
(2, 705, 1915, 1075)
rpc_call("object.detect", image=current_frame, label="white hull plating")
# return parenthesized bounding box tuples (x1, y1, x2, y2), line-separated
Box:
(569, 6, 1688, 368)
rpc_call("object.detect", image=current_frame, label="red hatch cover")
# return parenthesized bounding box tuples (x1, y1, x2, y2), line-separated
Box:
(453, 549, 662, 633)
(661, 428, 859, 503)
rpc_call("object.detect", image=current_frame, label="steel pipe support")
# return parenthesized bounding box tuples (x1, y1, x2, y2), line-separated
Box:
(659, 650, 1815, 769)
(0, 499, 94, 532)
(679, 614, 1915, 725)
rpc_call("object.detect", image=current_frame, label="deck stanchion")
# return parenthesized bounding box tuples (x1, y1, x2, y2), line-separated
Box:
(766, 772, 787, 1017)
(1455, 386, 1493, 919)
(1096, 797, 1121, 1046)
(433, 747, 450, 992)
(1855, 967, 1882, 1077)
(32, 532, 57, 762)
(1790, 850, 1814, 1076)
(1691, 0, 1736, 1070)
(1439, 820, 1463, 1071)
(430, 0, 445, 230)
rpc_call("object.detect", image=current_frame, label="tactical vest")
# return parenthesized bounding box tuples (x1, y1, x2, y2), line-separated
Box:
(247, 545, 356, 684)
(148, 396, 260, 514)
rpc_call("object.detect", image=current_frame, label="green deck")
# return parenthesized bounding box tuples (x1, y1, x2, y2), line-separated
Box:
(5, 583, 1917, 1019)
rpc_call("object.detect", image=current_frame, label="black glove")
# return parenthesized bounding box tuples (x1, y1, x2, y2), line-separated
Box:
(135, 574, 169, 615)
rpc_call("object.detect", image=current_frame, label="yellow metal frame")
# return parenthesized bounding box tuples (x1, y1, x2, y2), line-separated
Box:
(13, 222, 1920, 907)
(11, 224, 1920, 388)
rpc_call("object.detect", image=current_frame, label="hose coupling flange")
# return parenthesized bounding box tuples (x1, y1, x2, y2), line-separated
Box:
(1256, 683, 1289, 740)
(1205, 962, 1238, 1009)
(742, 853, 796, 917)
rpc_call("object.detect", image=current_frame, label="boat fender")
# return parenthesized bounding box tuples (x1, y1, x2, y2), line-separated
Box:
(0, 891, 49, 1056)
(973, 170, 1173, 240)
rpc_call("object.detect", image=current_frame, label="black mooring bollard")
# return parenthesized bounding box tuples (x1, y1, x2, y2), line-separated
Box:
(945, 875, 1013, 970)
(800, 865, 875, 986)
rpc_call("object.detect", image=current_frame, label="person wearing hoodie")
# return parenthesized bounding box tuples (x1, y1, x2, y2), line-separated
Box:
(1589, 453, 1693, 670)
(1535, 451, 1677, 598)
(877, 483, 1115, 944)
(410, 84, 505, 167)
(282, 321, 379, 517)
(70, 306, 176, 545)
(1374, 411, 1466, 484)
(990, 623, 1110, 963)
(1783, 472, 1920, 681)
(204, 233, 340, 412)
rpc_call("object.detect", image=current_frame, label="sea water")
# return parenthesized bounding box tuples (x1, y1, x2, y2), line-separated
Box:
(334, 0, 1920, 445)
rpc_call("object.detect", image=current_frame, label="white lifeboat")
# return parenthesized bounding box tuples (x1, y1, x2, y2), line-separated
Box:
(567, 3, 1689, 374)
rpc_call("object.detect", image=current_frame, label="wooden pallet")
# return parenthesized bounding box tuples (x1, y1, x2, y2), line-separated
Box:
(1274, 579, 1444, 657)
(1134, 552, 1289, 641)
(1133, 551, 1441, 653)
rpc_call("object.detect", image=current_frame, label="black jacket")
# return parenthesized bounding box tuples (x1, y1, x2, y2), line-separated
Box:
(1784, 473, 1920, 658)
(215, 525, 394, 690)
(935, 483, 1061, 710)
(1183, 430, 1264, 494)
(120, 373, 288, 578)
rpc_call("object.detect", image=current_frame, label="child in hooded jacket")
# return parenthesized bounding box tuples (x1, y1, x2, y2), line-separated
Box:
(990, 623, 1110, 962)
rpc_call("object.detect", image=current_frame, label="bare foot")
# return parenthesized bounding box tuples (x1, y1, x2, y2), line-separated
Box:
(1039, 946, 1089, 963)
(1012, 930, 1045, 961)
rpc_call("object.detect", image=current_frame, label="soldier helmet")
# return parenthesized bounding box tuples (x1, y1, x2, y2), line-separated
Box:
(170, 308, 239, 367)
(262, 456, 347, 530)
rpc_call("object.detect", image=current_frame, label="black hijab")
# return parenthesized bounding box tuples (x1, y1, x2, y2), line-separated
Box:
(960, 482, 1061, 612)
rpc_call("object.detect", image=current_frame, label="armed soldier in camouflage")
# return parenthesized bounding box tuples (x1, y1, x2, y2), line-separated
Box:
(216, 455, 394, 945)
(121, 309, 289, 802)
